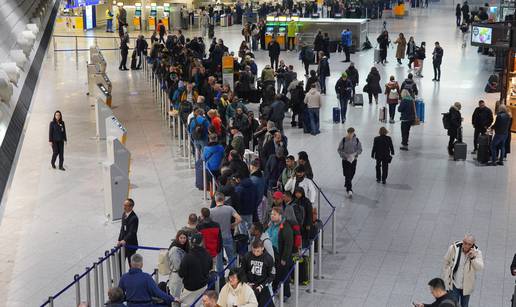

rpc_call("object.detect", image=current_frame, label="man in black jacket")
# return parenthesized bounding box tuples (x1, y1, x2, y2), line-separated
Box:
(267, 37, 281, 70)
(432, 42, 444, 82)
(178, 233, 213, 305)
(271, 207, 294, 301)
(345, 62, 359, 99)
(471, 100, 493, 153)
(118, 199, 139, 266)
(242, 239, 276, 306)
(414, 278, 458, 307)
(446, 102, 462, 156)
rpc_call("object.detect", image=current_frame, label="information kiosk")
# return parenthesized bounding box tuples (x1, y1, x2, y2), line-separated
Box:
(148, 3, 158, 30)
(133, 3, 142, 31)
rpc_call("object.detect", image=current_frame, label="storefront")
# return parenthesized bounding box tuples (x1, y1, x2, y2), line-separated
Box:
(56, 0, 99, 31)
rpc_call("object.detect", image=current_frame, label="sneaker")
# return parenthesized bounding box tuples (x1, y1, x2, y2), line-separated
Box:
(348, 191, 353, 198)
(497, 161, 504, 166)
(382, 180, 386, 184)
(389, 119, 395, 124)
(400, 146, 408, 151)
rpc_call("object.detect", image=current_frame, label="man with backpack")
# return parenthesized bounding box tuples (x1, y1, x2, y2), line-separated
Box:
(335, 72, 353, 124)
(189, 109, 210, 157)
(413, 278, 459, 307)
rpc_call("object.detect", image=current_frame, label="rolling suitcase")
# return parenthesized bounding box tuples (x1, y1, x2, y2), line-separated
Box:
(415, 99, 425, 122)
(379, 106, 387, 122)
(195, 158, 204, 190)
(297, 256, 310, 285)
(477, 134, 491, 164)
(454, 142, 467, 161)
(353, 93, 364, 106)
(374, 48, 381, 63)
(333, 107, 341, 123)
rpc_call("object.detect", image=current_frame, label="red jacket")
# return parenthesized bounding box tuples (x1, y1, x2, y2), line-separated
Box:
(196, 219, 223, 257)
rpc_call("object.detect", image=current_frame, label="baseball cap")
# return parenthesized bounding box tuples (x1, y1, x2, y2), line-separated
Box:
(273, 191, 284, 200)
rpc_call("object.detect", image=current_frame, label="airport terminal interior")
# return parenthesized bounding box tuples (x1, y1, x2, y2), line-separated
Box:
(0, 0, 515, 306)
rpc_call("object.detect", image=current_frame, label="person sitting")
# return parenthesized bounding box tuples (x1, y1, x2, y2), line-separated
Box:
(118, 254, 174, 306)
(217, 268, 258, 307)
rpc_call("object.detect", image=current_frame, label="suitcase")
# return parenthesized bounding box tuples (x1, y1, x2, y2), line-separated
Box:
(195, 158, 204, 190)
(298, 256, 310, 285)
(333, 107, 341, 123)
(374, 48, 381, 63)
(379, 106, 387, 122)
(454, 142, 467, 161)
(477, 134, 491, 164)
(353, 93, 364, 106)
(415, 99, 425, 122)
(329, 41, 338, 53)
(228, 14, 233, 26)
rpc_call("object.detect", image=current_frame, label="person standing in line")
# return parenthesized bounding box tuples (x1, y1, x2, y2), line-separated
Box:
(267, 37, 281, 70)
(117, 199, 139, 266)
(241, 240, 275, 306)
(489, 104, 512, 166)
(364, 66, 381, 104)
(304, 83, 322, 135)
(432, 42, 444, 82)
(106, 8, 114, 33)
(337, 127, 362, 198)
(446, 102, 462, 156)
(371, 127, 394, 184)
(455, 4, 462, 26)
(413, 278, 459, 307)
(394, 33, 407, 65)
(397, 89, 416, 151)
(385, 76, 400, 123)
(442, 235, 484, 307)
(335, 72, 353, 124)
(217, 268, 258, 307)
(119, 33, 129, 71)
(317, 53, 330, 94)
(167, 230, 189, 306)
(406, 36, 417, 69)
(269, 207, 294, 302)
(341, 28, 352, 62)
(49, 110, 67, 170)
(345, 62, 359, 101)
(471, 100, 493, 154)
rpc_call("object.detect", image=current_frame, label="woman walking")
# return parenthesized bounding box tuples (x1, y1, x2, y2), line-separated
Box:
(394, 33, 407, 65)
(49, 110, 67, 171)
(376, 30, 390, 64)
(364, 67, 382, 104)
(406, 36, 416, 69)
(167, 230, 189, 306)
(455, 4, 462, 26)
(385, 76, 400, 123)
(371, 127, 394, 184)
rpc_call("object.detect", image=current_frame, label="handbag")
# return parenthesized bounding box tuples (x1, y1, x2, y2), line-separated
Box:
(362, 84, 369, 93)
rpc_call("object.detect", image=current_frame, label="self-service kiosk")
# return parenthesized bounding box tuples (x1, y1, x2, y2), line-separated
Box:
(95, 98, 113, 139)
(133, 3, 142, 31)
(163, 3, 170, 30)
(148, 3, 157, 30)
(89, 46, 106, 73)
(265, 16, 297, 50)
(106, 115, 127, 145)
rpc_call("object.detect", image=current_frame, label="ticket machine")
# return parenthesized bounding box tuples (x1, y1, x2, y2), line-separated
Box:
(133, 3, 142, 31)
(265, 16, 293, 50)
(276, 16, 288, 49)
(107, 137, 130, 178)
(163, 3, 170, 30)
(148, 3, 157, 30)
(264, 16, 277, 47)
(106, 115, 127, 145)
(95, 98, 113, 139)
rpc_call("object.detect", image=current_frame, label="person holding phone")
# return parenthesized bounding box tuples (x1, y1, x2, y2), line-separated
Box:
(413, 278, 458, 307)
(49, 110, 67, 171)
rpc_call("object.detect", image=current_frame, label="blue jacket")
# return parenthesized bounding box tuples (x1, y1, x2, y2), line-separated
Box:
(341, 30, 352, 47)
(398, 97, 416, 122)
(250, 170, 266, 201)
(234, 178, 257, 215)
(188, 115, 210, 142)
(119, 268, 173, 306)
(202, 143, 225, 172)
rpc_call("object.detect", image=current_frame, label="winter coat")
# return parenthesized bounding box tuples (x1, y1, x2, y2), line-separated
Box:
(203, 142, 225, 172)
(371, 135, 394, 162)
(268, 41, 281, 58)
(178, 246, 213, 291)
(472, 106, 493, 129)
(385, 81, 400, 104)
(304, 87, 322, 108)
(395, 37, 407, 59)
(196, 219, 223, 257)
(447, 106, 462, 137)
(406, 40, 416, 59)
(442, 241, 484, 296)
(119, 268, 173, 305)
(261, 67, 275, 82)
(317, 57, 330, 77)
(234, 178, 258, 215)
(400, 78, 418, 97)
(284, 176, 317, 203)
(492, 111, 512, 135)
(432, 46, 444, 65)
(365, 71, 382, 95)
(313, 33, 324, 51)
(335, 77, 353, 99)
(398, 96, 416, 122)
(218, 282, 258, 307)
(167, 244, 187, 299)
(341, 30, 352, 47)
(345, 66, 359, 86)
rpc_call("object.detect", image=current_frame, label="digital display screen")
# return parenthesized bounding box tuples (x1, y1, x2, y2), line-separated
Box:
(266, 26, 274, 32)
(85, 5, 93, 29)
(472, 26, 492, 44)
(135, 10, 141, 16)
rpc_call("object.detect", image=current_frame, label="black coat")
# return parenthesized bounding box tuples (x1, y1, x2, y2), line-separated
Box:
(317, 58, 330, 77)
(345, 66, 359, 86)
(178, 246, 212, 291)
(472, 106, 493, 129)
(371, 135, 394, 162)
(118, 211, 139, 246)
(313, 33, 324, 51)
(447, 107, 462, 137)
(268, 41, 280, 58)
(365, 71, 382, 94)
(49, 121, 67, 142)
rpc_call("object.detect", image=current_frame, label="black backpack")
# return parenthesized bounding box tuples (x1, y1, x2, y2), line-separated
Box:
(191, 118, 205, 140)
(442, 112, 451, 130)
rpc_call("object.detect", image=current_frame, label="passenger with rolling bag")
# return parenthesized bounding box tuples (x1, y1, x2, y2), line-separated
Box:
(445, 102, 463, 158)
(471, 99, 494, 154)
(335, 72, 353, 123)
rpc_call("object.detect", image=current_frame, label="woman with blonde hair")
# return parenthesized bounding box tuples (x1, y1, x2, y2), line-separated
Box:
(490, 103, 512, 165)
(371, 127, 395, 184)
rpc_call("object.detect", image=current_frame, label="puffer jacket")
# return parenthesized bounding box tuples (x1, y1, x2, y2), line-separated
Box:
(442, 241, 484, 296)
(304, 88, 322, 108)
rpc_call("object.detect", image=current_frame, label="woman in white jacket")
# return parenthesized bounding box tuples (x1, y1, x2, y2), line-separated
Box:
(218, 268, 258, 307)
(167, 230, 189, 306)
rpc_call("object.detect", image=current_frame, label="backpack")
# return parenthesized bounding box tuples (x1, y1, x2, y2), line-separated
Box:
(388, 86, 399, 100)
(442, 112, 451, 130)
(157, 249, 171, 275)
(191, 118, 205, 140)
(440, 299, 459, 307)
(293, 203, 305, 227)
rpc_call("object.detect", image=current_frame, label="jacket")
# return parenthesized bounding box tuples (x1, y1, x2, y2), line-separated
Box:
(203, 142, 225, 172)
(335, 78, 353, 99)
(371, 135, 394, 162)
(304, 87, 322, 108)
(261, 137, 288, 163)
(234, 178, 258, 215)
(284, 176, 317, 204)
(337, 135, 363, 161)
(119, 268, 173, 305)
(406, 41, 416, 58)
(250, 170, 266, 200)
(196, 218, 222, 257)
(268, 41, 281, 58)
(167, 244, 187, 273)
(398, 97, 416, 122)
(492, 111, 511, 135)
(261, 67, 275, 82)
(447, 106, 462, 137)
(313, 33, 324, 51)
(217, 282, 258, 307)
(49, 121, 67, 142)
(241, 251, 275, 287)
(385, 81, 400, 104)
(317, 57, 330, 77)
(345, 66, 359, 86)
(365, 71, 382, 94)
(264, 155, 286, 189)
(178, 246, 213, 291)
(268, 100, 286, 122)
(278, 219, 294, 263)
(471, 106, 493, 129)
(442, 241, 484, 295)
(287, 21, 297, 37)
(189, 115, 210, 142)
(422, 292, 458, 307)
(400, 78, 418, 97)
(395, 37, 407, 59)
(228, 158, 250, 178)
(433, 46, 444, 65)
(341, 30, 352, 47)
(118, 211, 139, 246)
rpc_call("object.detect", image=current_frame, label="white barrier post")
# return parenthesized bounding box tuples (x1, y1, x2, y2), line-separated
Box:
(98, 258, 105, 305)
(309, 241, 315, 294)
(332, 208, 337, 255)
(183, 123, 188, 157)
(85, 267, 92, 306)
(317, 230, 323, 279)
(93, 263, 99, 307)
(105, 251, 113, 287)
(294, 260, 299, 307)
(279, 283, 284, 307)
(120, 247, 126, 274)
(74, 274, 81, 306)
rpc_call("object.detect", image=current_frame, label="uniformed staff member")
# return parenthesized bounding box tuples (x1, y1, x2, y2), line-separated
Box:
(117, 198, 139, 265)
(106, 8, 114, 33)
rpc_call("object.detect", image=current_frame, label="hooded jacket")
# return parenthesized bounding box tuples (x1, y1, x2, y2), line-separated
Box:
(304, 87, 322, 108)
(203, 142, 225, 172)
(242, 251, 275, 288)
(442, 241, 484, 296)
(400, 78, 418, 97)
(234, 178, 258, 215)
(196, 218, 222, 257)
(178, 246, 213, 291)
(398, 96, 416, 122)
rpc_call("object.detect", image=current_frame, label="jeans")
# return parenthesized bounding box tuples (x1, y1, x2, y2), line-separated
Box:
(388, 103, 397, 120)
(368, 92, 378, 104)
(433, 63, 441, 80)
(452, 286, 470, 307)
(303, 61, 310, 75)
(277, 78, 286, 94)
(339, 97, 348, 122)
(456, 15, 461, 26)
(473, 127, 487, 151)
(193, 139, 207, 158)
(376, 159, 389, 181)
(216, 236, 236, 273)
(106, 19, 113, 32)
(319, 76, 326, 94)
(307, 108, 320, 134)
(341, 159, 357, 192)
(252, 37, 258, 51)
(273, 258, 293, 298)
(401, 121, 412, 146)
(343, 45, 350, 61)
(239, 214, 253, 234)
(51, 141, 64, 168)
(491, 133, 508, 162)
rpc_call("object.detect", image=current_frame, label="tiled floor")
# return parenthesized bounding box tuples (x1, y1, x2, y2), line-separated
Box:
(0, 3, 515, 307)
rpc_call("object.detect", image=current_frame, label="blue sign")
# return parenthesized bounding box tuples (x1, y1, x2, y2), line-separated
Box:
(65, 0, 100, 9)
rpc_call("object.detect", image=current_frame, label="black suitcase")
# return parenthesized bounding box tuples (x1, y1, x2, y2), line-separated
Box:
(208, 24, 215, 39)
(333, 107, 340, 123)
(477, 134, 491, 164)
(454, 142, 467, 161)
(195, 158, 204, 190)
(353, 93, 364, 106)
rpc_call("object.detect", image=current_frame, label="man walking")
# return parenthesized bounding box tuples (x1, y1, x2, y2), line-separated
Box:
(118, 199, 139, 266)
(471, 100, 493, 154)
(340, 28, 352, 62)
(267, 37, 281, 70)
(335, 72, 353, 123)
(317, 53, 330, 94)
(337, 127, 362, 198)
(432, 41, 444, 81)
(398, 90, 416, 151)
(413, 278, 458, 307)
(304, 83, 322, 135)
(442, 235, 484, 307)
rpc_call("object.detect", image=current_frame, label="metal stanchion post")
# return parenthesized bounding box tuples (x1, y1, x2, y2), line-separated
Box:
(188, 136, 192, 168)
(317, 190, 321, 221)
(74, 274, 81, 306)
(212, 176, 216, 194)
(114, 250, 121, 286)
(121, 247, 126, 274)
(183, 124, 187, 157)
(279, 284, 284, 307)
(309, 241, 315, 294)
(52, 36, 56, 52)
(294, 260, 299, 307)
(332, 208, 336, 255)
(317, 230, 323, 279)
(98, 258, 105, 305)
(85, 268, 92, 306)
(105, 251, 113, 287)
(110, 250, 117, 286)
(153, 269, 159, 284)
(93, 263, 99, 307)
(203, 160, 207, 200)
(49, 297, 54, 307)
(75, 36, 78, 61)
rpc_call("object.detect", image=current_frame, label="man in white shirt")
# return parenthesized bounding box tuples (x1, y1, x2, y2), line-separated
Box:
(284, 165, 316, 204)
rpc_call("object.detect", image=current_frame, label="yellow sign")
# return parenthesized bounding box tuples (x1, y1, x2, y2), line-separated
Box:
(222, 56, 233, 70)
